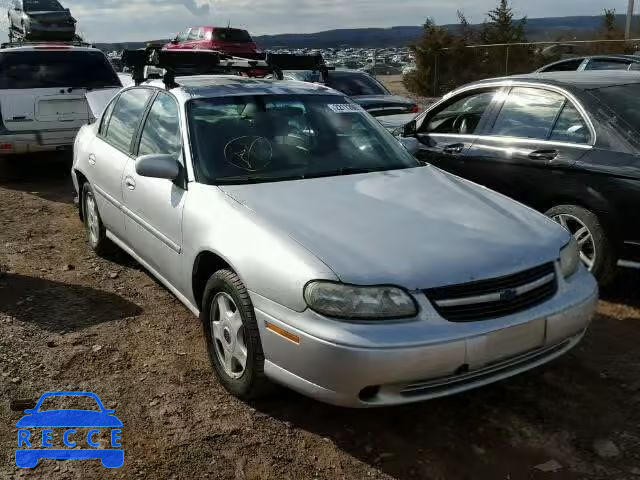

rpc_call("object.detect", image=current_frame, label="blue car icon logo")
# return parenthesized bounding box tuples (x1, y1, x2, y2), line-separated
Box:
(15, 391, 123, 469)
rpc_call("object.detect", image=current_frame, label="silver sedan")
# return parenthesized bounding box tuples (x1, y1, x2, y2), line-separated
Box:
(72, 77, 598, 407)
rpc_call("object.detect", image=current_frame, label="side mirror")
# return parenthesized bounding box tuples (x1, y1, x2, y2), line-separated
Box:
(403, 119, 417, 137)
(135, 154, 180, 180)
(398, 136, 420, 155)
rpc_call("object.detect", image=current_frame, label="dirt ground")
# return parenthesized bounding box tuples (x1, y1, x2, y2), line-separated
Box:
(0, 154, 639, 480)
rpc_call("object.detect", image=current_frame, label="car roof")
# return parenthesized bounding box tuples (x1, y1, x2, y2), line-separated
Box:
(0, 44, 100, 53)
(145, 75, 343, 99)
(472, 70, 640, 90)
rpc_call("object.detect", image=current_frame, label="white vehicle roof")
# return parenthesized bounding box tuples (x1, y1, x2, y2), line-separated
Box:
(143, 75, 342, 102)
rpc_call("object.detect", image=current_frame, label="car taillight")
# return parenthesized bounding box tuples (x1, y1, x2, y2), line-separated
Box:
(410, 104, 421, 113)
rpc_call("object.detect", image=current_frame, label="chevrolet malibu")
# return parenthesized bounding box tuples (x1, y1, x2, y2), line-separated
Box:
(72, 76, 598, 407)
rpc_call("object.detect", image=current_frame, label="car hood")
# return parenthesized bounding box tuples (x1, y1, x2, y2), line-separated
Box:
(16, 410, 122, 428)
(220, 167, 569, 289)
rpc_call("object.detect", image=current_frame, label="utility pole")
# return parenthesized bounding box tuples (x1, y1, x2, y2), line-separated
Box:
(626, 0, 635, 39)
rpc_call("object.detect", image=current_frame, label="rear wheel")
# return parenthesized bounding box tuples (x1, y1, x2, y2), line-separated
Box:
(82, 182, 114, 256)
(546, 204, 617, 285)
(201, 269, 273, 400)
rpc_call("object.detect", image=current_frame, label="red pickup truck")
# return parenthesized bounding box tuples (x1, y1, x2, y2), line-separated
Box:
(163, 26, 261, 59)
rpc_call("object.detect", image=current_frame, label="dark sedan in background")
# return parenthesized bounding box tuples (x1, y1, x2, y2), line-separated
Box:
(283, 69, 420, 116)
(399, 71, 640, 285)
(8, 0, 76, 41)
(536, 54, 640, 73)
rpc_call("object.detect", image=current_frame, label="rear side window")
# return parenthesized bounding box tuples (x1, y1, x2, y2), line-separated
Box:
(103, 89, 153, 153)
(0, 51, 121, 89)
(585, 59, 631, 71)
(176, 29, 190, 42)
(138, 92, 181, 157)
(213, 29, 252, 43)
(491, 87, 565, 140)
(549, 103, 591, 144)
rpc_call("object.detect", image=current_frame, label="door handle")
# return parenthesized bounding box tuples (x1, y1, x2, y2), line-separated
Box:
(125, 177, 136, 191)
(443, 143, 465, 155)
(88, 153, 96, 165)
(528, 149, 559, 161)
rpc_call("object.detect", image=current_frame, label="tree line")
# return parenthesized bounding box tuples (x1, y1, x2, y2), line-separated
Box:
(405, 0, 636, 96)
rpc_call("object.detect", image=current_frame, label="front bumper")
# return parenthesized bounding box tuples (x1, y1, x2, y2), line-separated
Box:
(252, 266, 598, 407)
(0, 129, 78, 155)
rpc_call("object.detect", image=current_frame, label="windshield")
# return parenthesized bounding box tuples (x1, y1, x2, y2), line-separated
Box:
(23, 0, 64, 11)
(188, 94, 419, 185)
(213, 28, 253, 43)
(590, 84, 640, 131)
(0, 51, 121, 89)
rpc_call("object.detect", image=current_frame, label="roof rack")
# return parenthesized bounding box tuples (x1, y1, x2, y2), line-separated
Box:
(1, 39, 94, 49)
(121, 47, 333, 89)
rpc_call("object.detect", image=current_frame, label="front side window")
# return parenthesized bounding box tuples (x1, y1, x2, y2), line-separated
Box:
(187, 28, 201, 41)
(540, 59, 583, 72)
(585, 59, 631, 71)
(104, 88, 153, 153)
(0, 51, 121, 90)
(491, 87, 565, 140)
(188, 94, 418, 184)
(423, 90, 497, 135)
(176, 29, 190, 42)
(549, 103, 591, 144)
(138, 92, 181, 157)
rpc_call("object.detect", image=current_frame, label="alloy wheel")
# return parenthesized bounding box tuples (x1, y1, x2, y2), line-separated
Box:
(552, 213, 596, 271)
(210, 292, 247, 379)
(85, 192, 100, 246)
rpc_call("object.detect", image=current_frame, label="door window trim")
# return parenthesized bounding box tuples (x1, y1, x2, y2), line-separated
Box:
(96, 87, 155, 156)
(481, 84, 596, 147)
(416, 86, 504, 136)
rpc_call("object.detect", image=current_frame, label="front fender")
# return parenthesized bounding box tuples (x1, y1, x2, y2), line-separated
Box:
(182, 184, 338, 312)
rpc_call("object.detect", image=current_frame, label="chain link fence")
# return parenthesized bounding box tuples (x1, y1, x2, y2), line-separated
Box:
(419, 38, 640, 96)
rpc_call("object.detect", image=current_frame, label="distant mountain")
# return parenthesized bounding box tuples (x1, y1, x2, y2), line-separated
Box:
(95, 15, 639, 51)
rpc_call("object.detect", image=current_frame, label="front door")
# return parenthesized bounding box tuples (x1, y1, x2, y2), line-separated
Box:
(411, 88, 502, 177)
(121, 91, 186, 289)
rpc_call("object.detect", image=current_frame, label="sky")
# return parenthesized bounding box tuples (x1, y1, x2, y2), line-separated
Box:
(0, 0, 632, 42)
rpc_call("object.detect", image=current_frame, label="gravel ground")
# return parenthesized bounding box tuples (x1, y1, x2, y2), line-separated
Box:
(0, 155, 639, 480)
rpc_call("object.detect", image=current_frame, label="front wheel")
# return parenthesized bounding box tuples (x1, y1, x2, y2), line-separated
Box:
(201, 269, 273, 400)
(546, 204, 617, 285)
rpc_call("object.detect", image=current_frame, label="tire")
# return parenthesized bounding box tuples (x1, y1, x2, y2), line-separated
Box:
(201, 269, 273, 400)
(546, 204, 617, 285)
(82, 182, 114, 257)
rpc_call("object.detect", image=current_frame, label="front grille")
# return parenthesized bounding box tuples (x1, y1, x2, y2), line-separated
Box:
(424, 263, 557, 322)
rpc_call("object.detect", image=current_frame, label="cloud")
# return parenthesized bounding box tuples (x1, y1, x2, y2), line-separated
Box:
(1, 0, 620, 42)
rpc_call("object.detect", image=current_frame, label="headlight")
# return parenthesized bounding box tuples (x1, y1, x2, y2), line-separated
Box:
(560, 237, 580, 278)
(304, 281, 418, 320)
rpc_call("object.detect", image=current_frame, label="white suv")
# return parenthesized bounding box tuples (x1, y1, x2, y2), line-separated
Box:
(0, 43, 121, 155)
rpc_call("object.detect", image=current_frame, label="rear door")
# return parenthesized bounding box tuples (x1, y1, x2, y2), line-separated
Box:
(463, 86, 593, 206)
(122, 91, 186, 288)
(411, 88, 502, 177)
(0, 49, 121, 134)
(85, 88, 154, 239)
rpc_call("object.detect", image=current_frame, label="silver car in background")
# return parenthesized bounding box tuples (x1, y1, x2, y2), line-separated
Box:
(72, 76, 598, 407)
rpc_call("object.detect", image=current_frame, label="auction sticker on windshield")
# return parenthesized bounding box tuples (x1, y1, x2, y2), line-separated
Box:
(15, 391, 123, 469)
(327, 104, 362, 113)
